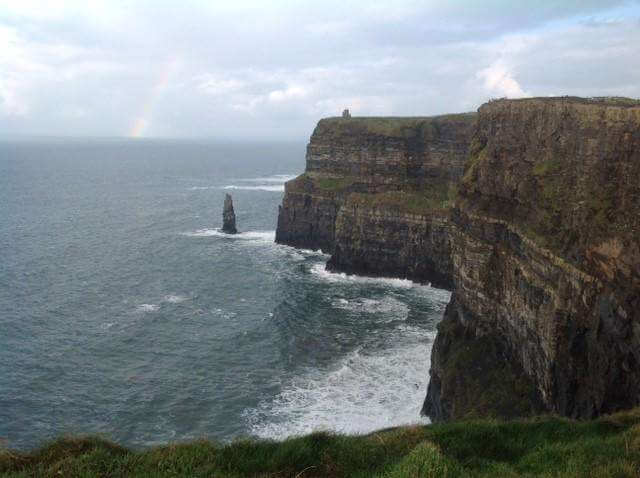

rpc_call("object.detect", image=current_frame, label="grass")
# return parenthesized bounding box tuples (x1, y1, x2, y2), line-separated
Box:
(314, 176, 355, 191)
(347, 183, 457, 215)
(315, 112, 476, 139)
(3, 409, 640, 477)
(485, 96, 640, 107)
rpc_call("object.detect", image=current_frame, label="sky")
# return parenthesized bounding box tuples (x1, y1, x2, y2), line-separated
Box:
(1, 0, 639, 140)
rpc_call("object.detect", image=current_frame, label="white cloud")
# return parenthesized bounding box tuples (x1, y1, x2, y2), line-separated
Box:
(476, 60, 530, 98)
(268, 85, 308, 103)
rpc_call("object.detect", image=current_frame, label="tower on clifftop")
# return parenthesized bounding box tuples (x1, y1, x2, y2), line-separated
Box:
(342, 108, 351, 118)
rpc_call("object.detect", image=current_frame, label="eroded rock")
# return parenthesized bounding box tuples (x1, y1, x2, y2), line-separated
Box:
(222, 193, 237, 234)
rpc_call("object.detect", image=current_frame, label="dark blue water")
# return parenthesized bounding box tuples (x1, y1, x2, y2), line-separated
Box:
(0, 139, 449, 450)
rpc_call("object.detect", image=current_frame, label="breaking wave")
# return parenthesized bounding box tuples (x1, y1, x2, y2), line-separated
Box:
(244, 333, 435, 439)
(309, 263, 429, 290)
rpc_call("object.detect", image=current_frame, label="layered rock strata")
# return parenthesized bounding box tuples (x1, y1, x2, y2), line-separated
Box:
(277, 97, 640, 422)
(326, 199, 455, 289)
(424, 97, 640, 421)
(276, 114, 476, 288)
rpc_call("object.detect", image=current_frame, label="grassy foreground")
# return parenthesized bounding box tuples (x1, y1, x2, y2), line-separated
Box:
(2, 410, 640, 477)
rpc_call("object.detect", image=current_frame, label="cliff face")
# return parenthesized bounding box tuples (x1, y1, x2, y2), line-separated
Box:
(425, 98, 640, 421)
(327, 199, 455, 289)
(275, 174, 343, 252)
(277, 97, 640, 423)
(276, 114, 476, 287)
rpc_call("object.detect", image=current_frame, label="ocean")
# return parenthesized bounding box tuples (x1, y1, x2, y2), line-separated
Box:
(0, 138, 449, 450)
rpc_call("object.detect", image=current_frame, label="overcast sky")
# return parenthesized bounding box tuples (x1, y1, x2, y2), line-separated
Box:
(1, 1, 639, 140)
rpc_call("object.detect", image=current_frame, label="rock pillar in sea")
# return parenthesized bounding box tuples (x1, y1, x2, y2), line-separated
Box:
(222, 193, 237, 234)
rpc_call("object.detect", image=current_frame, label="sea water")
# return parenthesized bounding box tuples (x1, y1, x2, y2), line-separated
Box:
(0, 138, 449, 450)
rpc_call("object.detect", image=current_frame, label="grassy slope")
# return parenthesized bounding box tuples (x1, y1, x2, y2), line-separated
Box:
(3, 409, 640, 477)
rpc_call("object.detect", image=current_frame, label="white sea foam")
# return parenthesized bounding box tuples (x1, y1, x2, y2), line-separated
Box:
(211, 308, 237, 319)
(277, 244, 330, 260)
(297, 248, 330, 258)
(183, 229, 276, 242)
(309, 263, 431, 290)
(136, 304, 159, 313)
(288, 250, 306, 261)
(331, 296, 410, 321)
(244, 336, 435, 439)
(189, 174, 295, 192)
(163, 295, 188, 304)
(223, 185, 285, 192)
(241, 174, 297, 183)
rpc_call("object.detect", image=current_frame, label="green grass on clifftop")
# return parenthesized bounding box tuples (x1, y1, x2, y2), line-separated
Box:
(348, 183, 457, 214)
(3, 409, 640, 477)
(316, 112, 476, 138)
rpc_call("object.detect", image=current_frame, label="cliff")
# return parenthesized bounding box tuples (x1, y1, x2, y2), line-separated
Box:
(275, 114, 476, 288)
(425, 97, 640, 421)
(276, 97, 640, 423)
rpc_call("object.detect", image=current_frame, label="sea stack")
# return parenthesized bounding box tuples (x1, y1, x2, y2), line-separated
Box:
(222, 193, 237, 234)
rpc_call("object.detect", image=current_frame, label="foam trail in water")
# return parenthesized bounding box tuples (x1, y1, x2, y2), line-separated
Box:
(163, 295, 188, 304)
(136, 304, 159, 313)
(331, 296, 409, 321)
(244, 331, 436, 439)
(183, 229, 276, 242)
(188, 174, 296, 192)
(240, 174, 297, 183)
(223, 185, 284, 192)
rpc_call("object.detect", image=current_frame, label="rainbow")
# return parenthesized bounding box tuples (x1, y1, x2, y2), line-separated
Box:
(129, 59, 179, 138)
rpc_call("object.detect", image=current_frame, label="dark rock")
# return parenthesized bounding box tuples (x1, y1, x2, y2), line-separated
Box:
(425, 97, 640, 421)
(222, 193, 237, 234)
(423, 293, 547, 421)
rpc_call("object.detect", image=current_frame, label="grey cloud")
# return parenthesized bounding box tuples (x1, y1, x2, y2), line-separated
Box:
(0, 0, 639, 139)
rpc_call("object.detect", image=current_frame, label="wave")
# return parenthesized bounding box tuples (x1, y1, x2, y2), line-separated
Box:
(331, 296, 409, 321)
(183, 228, 276, 242)
(223, 185, 284, 192)
(244, 334, 435, 439)
(163, 295, 188, 304)
(136, 304, 159, 313)
(189, 174, 296, 193)
(309, 263, 435, 291)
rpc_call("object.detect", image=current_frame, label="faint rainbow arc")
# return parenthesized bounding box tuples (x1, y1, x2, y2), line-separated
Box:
(129, 60, 179, 138)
